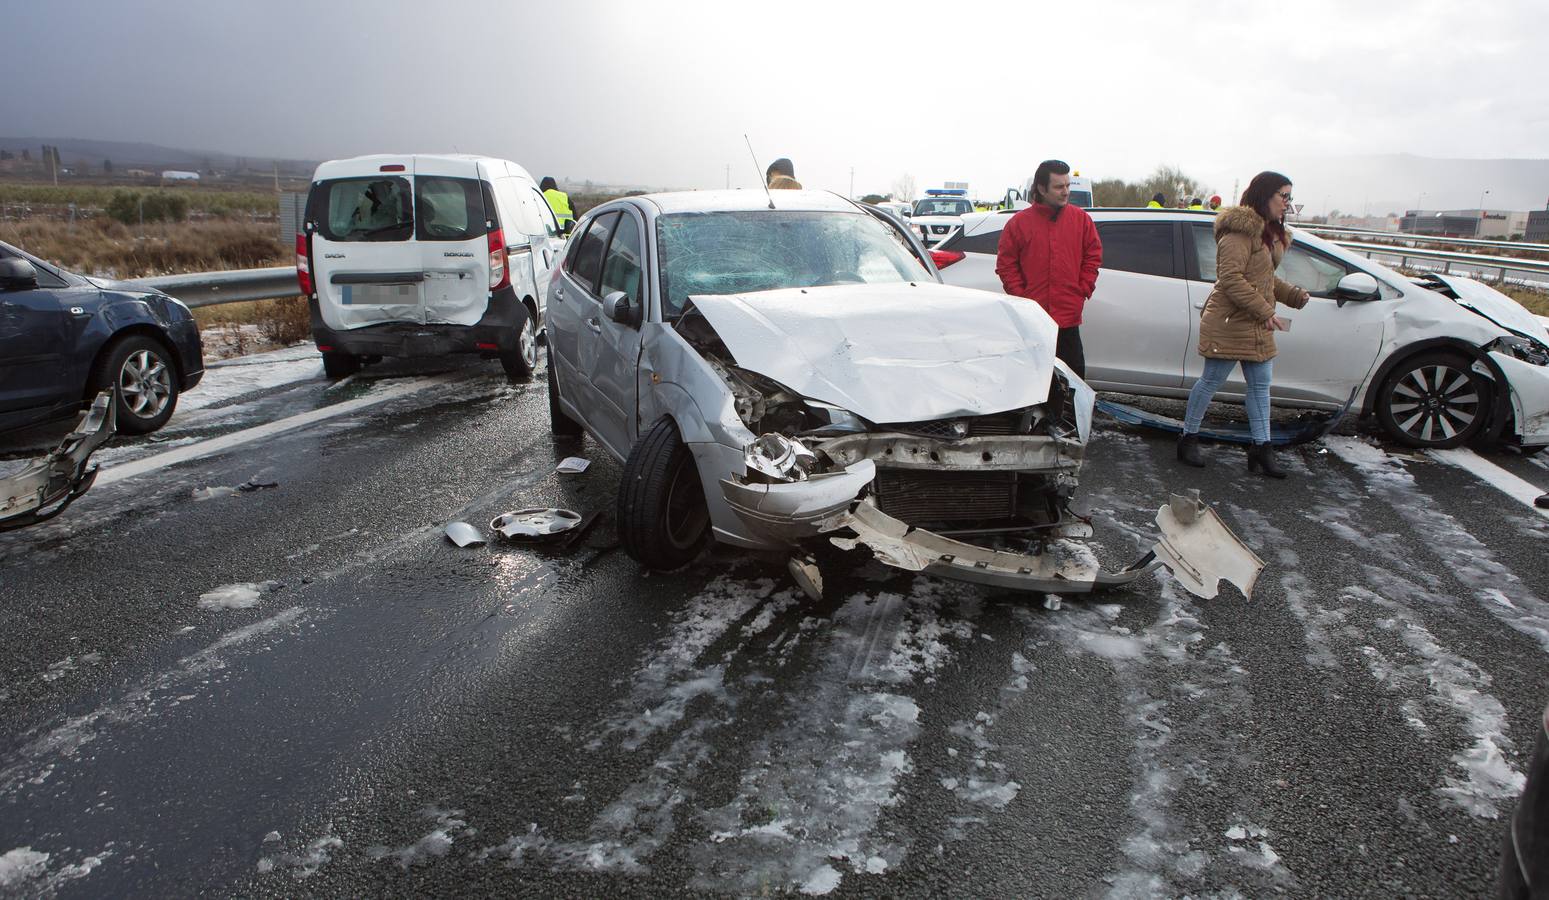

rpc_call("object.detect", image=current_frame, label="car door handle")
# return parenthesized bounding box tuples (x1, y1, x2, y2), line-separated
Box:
(585, 317, 602, 333)
(1193, 301, 1205, 309)
(555, 287, 564, 302)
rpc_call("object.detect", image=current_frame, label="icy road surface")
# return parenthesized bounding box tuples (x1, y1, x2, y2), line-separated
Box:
(1, 346, 1547, 897)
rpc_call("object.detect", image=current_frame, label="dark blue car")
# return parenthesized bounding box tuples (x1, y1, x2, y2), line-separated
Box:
(0, 240, 203, 435)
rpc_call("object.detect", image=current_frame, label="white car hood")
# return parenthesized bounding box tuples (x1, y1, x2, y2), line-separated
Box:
(686, 282, 1059, 423)
(1428, 273, 1549, 344)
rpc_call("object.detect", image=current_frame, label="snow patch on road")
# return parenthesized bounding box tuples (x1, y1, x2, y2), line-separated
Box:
(180, 346, 322, 413)
(258, 833, 344, 880)
(369, 808, 469, 869)
(0, 845, 113, 892)
(198, 580, 280, 610)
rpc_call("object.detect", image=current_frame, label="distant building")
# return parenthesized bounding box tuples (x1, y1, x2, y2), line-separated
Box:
(1400, 210, 1480, 238)
(161, 170, 200, 182)
(1526, 208, 1549, 243)
(125, 168, 153, 178)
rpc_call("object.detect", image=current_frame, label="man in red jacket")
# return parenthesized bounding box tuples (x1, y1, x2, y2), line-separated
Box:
(995, 159, 1102, 379)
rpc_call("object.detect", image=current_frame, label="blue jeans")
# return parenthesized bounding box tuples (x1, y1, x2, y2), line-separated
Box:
(1182, 358, 1273, 443)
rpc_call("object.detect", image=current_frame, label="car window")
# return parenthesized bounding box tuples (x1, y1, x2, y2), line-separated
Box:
(1190, 224, 1218, 281)
(529, 188, 560, 238)
(1277, 243, 1352, 296)
(951, 229, 1003, 255)
(599, 215, 643, 306)
(657, 210, 923, 319)
(912, 199, 973, 217)
(1097, 222, 1174, 277)
(568, 211, 617, 296)
(315, 176, 413, 242)
(415, 177, 485, 242)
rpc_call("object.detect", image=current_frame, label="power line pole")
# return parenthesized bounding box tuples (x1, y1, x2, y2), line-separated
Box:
(725, 164, 730, 189)
(849, 167, 855, 198)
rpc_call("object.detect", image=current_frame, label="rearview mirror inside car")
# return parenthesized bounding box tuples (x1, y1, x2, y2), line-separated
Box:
(602, 290, 639, 327)
(0, 258, 38, 291)
(1334, 272, 1379, 305)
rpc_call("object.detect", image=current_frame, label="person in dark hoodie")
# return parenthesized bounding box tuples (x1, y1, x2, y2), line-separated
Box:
(1176, 171, 1310, 477)
(766, 158, 802, 190)
(994, 159, 1102, 378)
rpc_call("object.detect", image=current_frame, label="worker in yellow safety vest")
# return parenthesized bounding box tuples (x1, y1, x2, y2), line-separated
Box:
(540, 176, 574, 231)
(1146, 192, 1165, 209)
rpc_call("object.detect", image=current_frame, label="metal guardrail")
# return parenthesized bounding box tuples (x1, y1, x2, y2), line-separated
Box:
(1332, 241, 1549, 288)
(129, 267, 299, 308)
(1300, 224, 1549, 256)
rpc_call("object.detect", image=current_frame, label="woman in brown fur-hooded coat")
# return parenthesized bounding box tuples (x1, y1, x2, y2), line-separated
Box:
(1177, 171, 1310, 477)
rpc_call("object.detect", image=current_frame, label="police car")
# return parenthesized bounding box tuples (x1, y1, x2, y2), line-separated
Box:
(910, 188, 974, 247)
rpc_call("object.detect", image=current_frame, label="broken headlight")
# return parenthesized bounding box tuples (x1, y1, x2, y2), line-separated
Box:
(1490, 335, 1549, 366)
(745, 433, 820, 483)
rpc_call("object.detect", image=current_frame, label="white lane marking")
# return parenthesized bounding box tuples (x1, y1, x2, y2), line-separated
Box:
(1429, 447, 1549, 519)
(96, 375, 456, 487)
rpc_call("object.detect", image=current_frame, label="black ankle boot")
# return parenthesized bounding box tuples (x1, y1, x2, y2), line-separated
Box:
(1247, 442, 1287, 479)
(1176, 433, 1206, 468)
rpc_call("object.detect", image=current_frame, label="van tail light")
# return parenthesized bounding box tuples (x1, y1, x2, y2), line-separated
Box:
(296, 234, 312, 295)
(930, 249, 965, 269)
(488, 228, 509, 291)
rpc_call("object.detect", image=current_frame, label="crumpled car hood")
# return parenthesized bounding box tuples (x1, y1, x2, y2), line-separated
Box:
(686, 282, 1058, 423)
(1428, 273, 1549, 344)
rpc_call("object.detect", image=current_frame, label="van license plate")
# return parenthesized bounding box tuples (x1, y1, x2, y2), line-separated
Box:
(342, 283, 419, 305)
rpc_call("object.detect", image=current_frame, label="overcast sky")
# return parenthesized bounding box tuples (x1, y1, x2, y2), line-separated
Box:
(3, 0, 1545, 212)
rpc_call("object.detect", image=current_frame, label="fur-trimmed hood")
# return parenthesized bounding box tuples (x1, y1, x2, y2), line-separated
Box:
(1214, 204, 1264, 238)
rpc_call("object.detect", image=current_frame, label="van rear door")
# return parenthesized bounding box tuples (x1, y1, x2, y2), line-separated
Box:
(412, 158, 491, 327)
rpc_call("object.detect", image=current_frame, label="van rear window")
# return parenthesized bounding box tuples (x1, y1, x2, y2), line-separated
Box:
(415, 177, 485, 242)
(308, 175, 487, 243)
(314, 176, 413, 242)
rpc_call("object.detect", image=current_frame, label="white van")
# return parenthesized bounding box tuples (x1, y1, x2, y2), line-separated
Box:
(297, 154, 566, 379)
(1002, 171, 1095, 209)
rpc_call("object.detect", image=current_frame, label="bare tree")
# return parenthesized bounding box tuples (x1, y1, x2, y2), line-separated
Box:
(891, 173, 917, 203)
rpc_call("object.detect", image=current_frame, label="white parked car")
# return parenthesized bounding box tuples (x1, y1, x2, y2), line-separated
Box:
(933, 208, 1549, 451)
(298, 154, 565, 379)
(543, 190, 1260, 599)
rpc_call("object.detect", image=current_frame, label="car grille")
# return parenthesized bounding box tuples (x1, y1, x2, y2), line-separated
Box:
(932, 225, 951, 234)
(879, 411, 1026, 438)
(873, 470, 1017, 525)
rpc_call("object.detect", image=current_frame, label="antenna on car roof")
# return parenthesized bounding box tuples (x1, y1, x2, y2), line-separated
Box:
(744, 134, 775, 210)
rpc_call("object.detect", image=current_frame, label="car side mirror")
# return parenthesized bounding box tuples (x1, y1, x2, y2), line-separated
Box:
(1334, 272, 1379, 306)
(602, 289, 640, 327)
(561, 220, 575, 236)
(0, 258, 38, 291)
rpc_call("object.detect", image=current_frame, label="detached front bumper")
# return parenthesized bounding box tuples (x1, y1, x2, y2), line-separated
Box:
(721, 460, 1263, 600)
(1490, 351, 1549, 446)
(0, 391, 115, 531)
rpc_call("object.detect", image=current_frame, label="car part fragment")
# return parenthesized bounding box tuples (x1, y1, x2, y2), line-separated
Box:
(490, 508, 583, 540)
(1151, 492, 1265, 600)
(445, 521, 487, 547)
(0, 391, 116, 532)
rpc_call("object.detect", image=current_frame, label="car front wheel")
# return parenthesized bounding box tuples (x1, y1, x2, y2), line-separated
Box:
(93, 334, 179, 434)
(617, 419, 711, 571)
(1375, 351, 1491, 449)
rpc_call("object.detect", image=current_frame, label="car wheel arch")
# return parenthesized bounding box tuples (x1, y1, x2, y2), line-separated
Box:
(1362, 337, 1506, 419)
(83, 325, 182, 401)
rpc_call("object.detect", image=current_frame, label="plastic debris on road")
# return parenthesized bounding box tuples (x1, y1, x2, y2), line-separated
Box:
(444, 522, 486, 548)
(556, 457, 590, 474)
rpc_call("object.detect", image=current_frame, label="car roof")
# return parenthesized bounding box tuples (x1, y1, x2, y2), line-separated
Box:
(310, 154, 535, 183)
(638, 189, 863, 215)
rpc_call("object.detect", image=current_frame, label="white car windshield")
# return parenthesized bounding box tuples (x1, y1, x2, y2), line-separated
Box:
(913, 199, 973, 216)
(657, 210, 925, 318)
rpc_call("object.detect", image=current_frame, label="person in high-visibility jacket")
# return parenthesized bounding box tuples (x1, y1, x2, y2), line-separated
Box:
(1146, 192, 1165, 209)
(540, 177, 574, 231)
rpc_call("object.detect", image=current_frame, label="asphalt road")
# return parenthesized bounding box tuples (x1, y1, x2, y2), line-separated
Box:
(2, 347, 1547, 898)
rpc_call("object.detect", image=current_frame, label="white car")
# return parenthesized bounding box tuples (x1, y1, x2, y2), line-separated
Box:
(933, 208, 1549, 451)
(298, 154, 566, 379)
(910, 192, 975, 247)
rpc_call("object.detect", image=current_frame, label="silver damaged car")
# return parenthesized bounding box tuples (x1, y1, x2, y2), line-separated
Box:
(544, 190, 1258, 599)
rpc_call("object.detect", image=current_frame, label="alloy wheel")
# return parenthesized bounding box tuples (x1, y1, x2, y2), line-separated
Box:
(1388, 362, 1480, 445)
(120, 349, 172, 420)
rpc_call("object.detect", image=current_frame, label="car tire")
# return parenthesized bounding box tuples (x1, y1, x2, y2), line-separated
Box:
(500, 307, 538, 382)
(617, 418, 711, 571)
(321, 350, 360, 379)
(547, 351, 584, 437)
(91, 334, 179, 434)
(1375, 351, 1491, 449)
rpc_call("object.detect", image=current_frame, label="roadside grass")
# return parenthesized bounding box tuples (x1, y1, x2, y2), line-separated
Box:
(0, 181, 279, 216)
(0, 217, 282, 278)
(1498, 284, 1549, 317)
